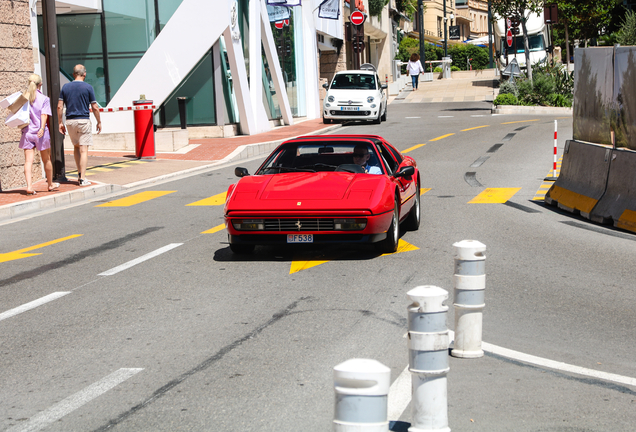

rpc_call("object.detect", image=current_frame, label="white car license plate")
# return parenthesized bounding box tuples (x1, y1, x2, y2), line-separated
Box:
(287, 234, 313, 243)
(340, 106, 359, 111)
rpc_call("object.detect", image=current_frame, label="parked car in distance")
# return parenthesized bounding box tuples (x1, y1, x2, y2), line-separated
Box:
(322, 69, 388, 124)
(224, 134, 420, 254)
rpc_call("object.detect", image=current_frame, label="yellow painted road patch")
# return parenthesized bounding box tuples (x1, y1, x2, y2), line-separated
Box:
(289, 239, 419, 274)
(430, 133, 455, 142)
(202, 224, 226, 234)
(469, 188, 521, 204)
(461, 125, 490, 132)
(187, 192, 227, 206)
(420, 188, 431, 195)
(402, 143, 426, 153)
(0, 234, 83, 263)
(96, 191, 176, 207)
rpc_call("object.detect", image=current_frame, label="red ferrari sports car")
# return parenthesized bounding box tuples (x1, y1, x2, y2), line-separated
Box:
(224, 134, 420, 254)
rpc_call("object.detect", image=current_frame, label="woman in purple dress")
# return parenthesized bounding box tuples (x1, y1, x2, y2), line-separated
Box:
(19, 74, 58, 194)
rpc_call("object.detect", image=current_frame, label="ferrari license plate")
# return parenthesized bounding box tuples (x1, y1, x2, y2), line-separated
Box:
(340, 106, 359, 111)
(287, 234, 313, 243)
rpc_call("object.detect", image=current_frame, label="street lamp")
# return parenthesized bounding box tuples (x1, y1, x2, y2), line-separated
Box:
(443, 0, 447, 57)
(418, 0, 425, 67)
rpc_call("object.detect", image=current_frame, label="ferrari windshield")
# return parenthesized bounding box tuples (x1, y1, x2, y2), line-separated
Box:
(329, 73, 377, 90)
(257, 141, 384, 175)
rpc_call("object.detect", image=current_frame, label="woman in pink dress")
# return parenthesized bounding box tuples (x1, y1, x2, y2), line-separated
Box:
(19, 74, 58, 194)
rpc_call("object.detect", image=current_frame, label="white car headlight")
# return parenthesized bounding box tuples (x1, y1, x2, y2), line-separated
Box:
(367, 96, 374, 103)
(327, 95, 335, 103)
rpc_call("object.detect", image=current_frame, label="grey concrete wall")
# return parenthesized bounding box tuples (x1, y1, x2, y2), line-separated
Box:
(0, 0, 38, 191)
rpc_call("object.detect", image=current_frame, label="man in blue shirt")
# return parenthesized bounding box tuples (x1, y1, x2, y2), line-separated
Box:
(58, 64, 102, 186)
(353, 144, 382, 174)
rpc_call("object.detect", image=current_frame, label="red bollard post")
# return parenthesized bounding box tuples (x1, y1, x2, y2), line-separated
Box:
(133, 98, 155, 159)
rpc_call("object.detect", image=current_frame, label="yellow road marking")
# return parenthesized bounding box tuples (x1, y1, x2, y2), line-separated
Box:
(461, 125, 490, 132)
(187, 192, 227, 206)
(500, 119, 539, 124)
(420, 188, 431, 195)
(469, 188, 521, 204)
(289, 239, 419, 274)
(96, 191, 176, 207)
(202, 224, 225, 234)
(430, 133, 455, 141)
(0, 234, 83, 263)
(403, 143, 426, 153)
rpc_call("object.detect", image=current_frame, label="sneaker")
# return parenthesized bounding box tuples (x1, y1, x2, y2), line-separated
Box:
(79, 178, 91, 186)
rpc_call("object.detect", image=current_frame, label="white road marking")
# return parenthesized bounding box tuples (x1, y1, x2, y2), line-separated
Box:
(438, 116, 454, 118)
(387, 366, 411, 421)
(6, 368, 143, 432)
(98, 243, 183, 276)
(389, 330, 636, 422)
(405, 117, 421, 119)
(471, 115, 486, 117)
(482, 342, 636, 387)
(0, 292, 70, 322)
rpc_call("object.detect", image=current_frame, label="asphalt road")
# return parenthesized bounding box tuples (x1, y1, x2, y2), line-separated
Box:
(1, 102, 635, 432)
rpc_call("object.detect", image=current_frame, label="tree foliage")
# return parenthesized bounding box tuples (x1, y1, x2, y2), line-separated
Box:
(395, 0, 418, 20)
(369, 0, 389, 17)
(617, 10, 636, 46)
(490, 0, 543, 82)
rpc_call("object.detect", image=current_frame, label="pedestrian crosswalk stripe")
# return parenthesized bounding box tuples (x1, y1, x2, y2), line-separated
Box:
(469, 188, 521, 204)
(96, 191, 176, 207)
(187, 192, 227, 206)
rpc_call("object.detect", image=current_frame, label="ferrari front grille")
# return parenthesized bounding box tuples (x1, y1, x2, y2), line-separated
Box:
(264, 218, 336, 231)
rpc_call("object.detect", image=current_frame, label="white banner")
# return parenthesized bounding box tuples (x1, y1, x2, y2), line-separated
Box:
(267, 5, 291, 22)
(318, 0, 340, 19)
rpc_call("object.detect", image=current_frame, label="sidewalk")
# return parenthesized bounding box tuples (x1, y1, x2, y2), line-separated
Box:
(0, 118, 340, 222)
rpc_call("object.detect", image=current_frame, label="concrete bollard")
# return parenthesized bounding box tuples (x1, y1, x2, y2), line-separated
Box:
(407, 286, 451, 432)
(451, 240, 486, 359)
(333, 358, 391, 432)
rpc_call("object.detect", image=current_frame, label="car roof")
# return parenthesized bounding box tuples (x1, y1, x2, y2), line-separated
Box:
(334, 70, 376, 76)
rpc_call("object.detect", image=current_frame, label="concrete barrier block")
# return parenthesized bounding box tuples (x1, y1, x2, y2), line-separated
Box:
(589, 148, 636, 231)
(545, 140, 611, 218)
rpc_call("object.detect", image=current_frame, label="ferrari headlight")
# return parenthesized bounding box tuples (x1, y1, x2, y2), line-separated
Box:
(367, 96, 374, 103)
(334, 218, 367, 230)
(327, 95, 335, 103)
(233, 219, 265, 230)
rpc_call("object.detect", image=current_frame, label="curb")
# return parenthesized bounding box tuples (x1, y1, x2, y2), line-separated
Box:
(492, 105, 573, 116)
(0, 123, 342, 223)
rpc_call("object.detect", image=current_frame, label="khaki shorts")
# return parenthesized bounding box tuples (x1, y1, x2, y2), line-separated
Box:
(66, 119, 93, 146)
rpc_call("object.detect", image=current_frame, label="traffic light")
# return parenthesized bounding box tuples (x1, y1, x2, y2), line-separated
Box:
(510, 18, 520, 35)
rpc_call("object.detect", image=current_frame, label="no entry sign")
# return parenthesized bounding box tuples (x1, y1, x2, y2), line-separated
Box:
(350, 10, 365, 26)
(506, 29, 513, 47)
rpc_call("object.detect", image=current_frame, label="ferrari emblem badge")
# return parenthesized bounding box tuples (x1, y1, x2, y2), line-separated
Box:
(295, 220, 302, 230)
(297, 202, 301, 206)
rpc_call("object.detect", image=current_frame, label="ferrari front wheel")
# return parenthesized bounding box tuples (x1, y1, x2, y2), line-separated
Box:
(376, 200, 399, 254)
(403, 181, 421, 231)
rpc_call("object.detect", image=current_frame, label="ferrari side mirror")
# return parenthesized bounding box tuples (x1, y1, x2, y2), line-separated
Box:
(394, 166, 415, 178)
(235, 167, 250, 177)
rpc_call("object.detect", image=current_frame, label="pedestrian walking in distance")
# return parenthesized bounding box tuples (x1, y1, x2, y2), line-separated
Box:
(407, 53, 425, 91)
(58, 64, 102, 186)
(19, 74, 57, 195)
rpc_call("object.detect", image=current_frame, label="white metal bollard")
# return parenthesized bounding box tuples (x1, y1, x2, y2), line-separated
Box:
(407, 286, 451, 432)
(451, 240, 486, 359)
(333, 358, 391, 432)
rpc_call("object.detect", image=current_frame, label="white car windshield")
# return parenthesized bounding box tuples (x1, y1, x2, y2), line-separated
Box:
(330, 74, 377, 90)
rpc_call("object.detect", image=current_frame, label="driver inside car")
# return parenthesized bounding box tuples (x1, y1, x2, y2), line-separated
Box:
(352, 144, 382, 174)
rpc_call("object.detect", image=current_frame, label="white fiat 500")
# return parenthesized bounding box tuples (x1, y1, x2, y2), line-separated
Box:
(322, 69, 387, 124)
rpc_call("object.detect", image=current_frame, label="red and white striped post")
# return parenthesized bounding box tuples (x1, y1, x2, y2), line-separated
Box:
(545, 120, 558, 181)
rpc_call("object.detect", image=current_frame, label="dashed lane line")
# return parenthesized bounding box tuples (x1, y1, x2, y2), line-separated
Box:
(0, 292, 70, 322)
(96, 191, 176, 207)
(402, 143, 426, 153)
(98, 243, 183, 276)
(461, 125, 490, 132)
(6, 368, 143, 432)
(501, 119, 540, 124)
(429, 133, 455, 141)
(187, 192, 227, 206)
(202, 224, 225, 234)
